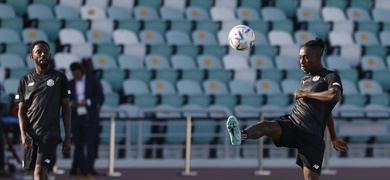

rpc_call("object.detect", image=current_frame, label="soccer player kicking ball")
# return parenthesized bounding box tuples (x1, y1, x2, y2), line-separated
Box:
(227, 38, 348, 180)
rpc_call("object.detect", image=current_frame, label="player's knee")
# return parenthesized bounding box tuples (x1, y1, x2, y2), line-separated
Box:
(264, 121, 282, 139)
(34, 164, 48, 180)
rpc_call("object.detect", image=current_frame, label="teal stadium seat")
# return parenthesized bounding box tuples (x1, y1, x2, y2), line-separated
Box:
(0, 3, 16, 18)
(170, 54, 197, 70)
(346, 7, 372, 22)
(0, 28, 21, 43)
(236, 7, 261, 21)
(160, 6, 184, 20)
(7, 0, 29, 16)
(86, 30, 112, 44)
(185, 6, 210, 21)
(133, 5, 159, 21)
(22, 28, 49, 43)
(27, 4, 55, 20)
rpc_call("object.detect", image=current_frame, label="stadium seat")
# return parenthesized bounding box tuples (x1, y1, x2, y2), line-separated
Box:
(236, 7, 261, 21)
(342, 80, 359, 95)
(324, 0, 348, 10)
(229, 80, 255, 95)
(203, 79, 229, 95)
(53, 52, 80, 78)
(0, 3, 16, 18)
(112, 29, 138, 45)
(372, 70, 390, 91)
(255, 79, 282, 95)
(90, 19, 114, 34)
(275, 56, 300, 70)
(354, 31, 380, 46)
(328, 31, 355, 46)
(281, 79, 300, 95)
(122, 79, 150, 96)
(86, 30, 111, 44)
(80, 5, 107, 20)
(261, 7, 288, 21)
(294, 30, 317, 46)
(268, 30, 295, 46)
(160, 6, 184, 20)
(163, 0, 186, 11)
(325, 55, 352, 70)
(27, 4, 55, 20)
(32, 0, 57, 9)
(58, 0, 83, 10)
(0, 28, 21, 43)
(107, 6, 132, 20)
(133, 5, 159, 21)
(91, 53, 118, 70)
(154, 69, 178, 84)
(321, 6, 347, 22)
(296, 8, 321, 22)
(111, 0, 134, 12)
(197, 54, 223, 70)
(300, 0, 322, 10)
(21, 28, 49, 43)
(180, 69, 206, 84)
(192, 30, 218, 45)
(170, 54, 197, 70)
(165, 30, 192, 45)
(274, 0, 297, 19)
(139, 30, 165, 45)
(176, 80, 203, 95)
(360, 55, 386, 71)
(207, 69, 231, 84)
(185, 6, 210, 21)
(3, 78, 19, 95)
(54, 5, 79, 20)
(372, 8, 390, 22)
(150, 80, 176, 95)
(374, 0, 390, 10)
(222, 55, 250, 70)
(358, 79, 384, 96)
(145, 54, 170, 70)
(346, 7, 372, 22)
(0, 53, 26, 69)
(118, 54, 144, 70)
(379, 31, 390, 46)
(210, 6, 236, 21)
(59, 28, 86, 45)
(249, 54, 275, 70)
(7, 0, 29, 16)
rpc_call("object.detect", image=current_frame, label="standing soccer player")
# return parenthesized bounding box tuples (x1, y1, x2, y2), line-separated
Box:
(16, 40, 71, 180)
(227, 38, 349, 180)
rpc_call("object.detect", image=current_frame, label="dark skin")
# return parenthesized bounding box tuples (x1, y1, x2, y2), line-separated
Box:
(18, 43, 71, 180)
(244, 46, 348, 180)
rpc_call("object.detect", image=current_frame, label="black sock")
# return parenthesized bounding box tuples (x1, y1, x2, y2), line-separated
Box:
(241, 130, 248, 140)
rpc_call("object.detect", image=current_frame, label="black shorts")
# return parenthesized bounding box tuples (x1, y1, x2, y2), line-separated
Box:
(23, 136, 59, 170)
(272, 119, 325, 175)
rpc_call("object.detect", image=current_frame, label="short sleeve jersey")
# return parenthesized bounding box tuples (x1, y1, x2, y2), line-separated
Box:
(290, 68, 343, 138)
(15, 69, 70, 139)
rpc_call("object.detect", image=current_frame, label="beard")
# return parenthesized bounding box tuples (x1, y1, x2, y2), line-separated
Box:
(35, 59, 49, 69)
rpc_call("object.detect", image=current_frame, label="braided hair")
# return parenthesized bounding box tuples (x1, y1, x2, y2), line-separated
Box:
(302, 38, 326, 56)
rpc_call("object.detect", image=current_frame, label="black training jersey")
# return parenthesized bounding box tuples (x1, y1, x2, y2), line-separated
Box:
(15, 68, 70, 139)
(290, 68, 343, 138)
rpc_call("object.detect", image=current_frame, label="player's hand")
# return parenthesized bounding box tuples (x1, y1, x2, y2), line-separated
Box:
(62, 137, 71, 156)
(294, 90, 307, 99)
(22, 136, 32, 149)
(330, 137, 348, 152)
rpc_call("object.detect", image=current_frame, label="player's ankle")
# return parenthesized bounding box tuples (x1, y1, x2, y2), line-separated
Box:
(241, 130, 248, 140)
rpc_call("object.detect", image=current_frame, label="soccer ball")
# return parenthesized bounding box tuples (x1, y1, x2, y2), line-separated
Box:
(228, 25, 255, 51)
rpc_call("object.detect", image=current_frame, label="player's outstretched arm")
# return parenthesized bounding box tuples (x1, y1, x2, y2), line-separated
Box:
(294, 86, 341, 103)
(61, 97, 71, 156)
(327, 114, 348, 152)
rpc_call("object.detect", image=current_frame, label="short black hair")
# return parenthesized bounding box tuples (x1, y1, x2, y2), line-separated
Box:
(70, 62, 85, 73)
(29, 40, 50, 54)
(302, 38, 326, 56)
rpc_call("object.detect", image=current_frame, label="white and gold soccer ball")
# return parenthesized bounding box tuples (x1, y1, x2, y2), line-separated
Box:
(228, 25, 255, 51)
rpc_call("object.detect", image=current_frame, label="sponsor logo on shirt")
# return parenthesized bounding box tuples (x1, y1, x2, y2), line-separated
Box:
(28, 82, 34, 86)
(312, 76, 320, 82)
(47, 79, 54, 87)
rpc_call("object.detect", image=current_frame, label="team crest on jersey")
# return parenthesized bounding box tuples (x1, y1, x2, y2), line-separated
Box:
(47, 79, 54, 87)
(312, 76, 320, 82)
